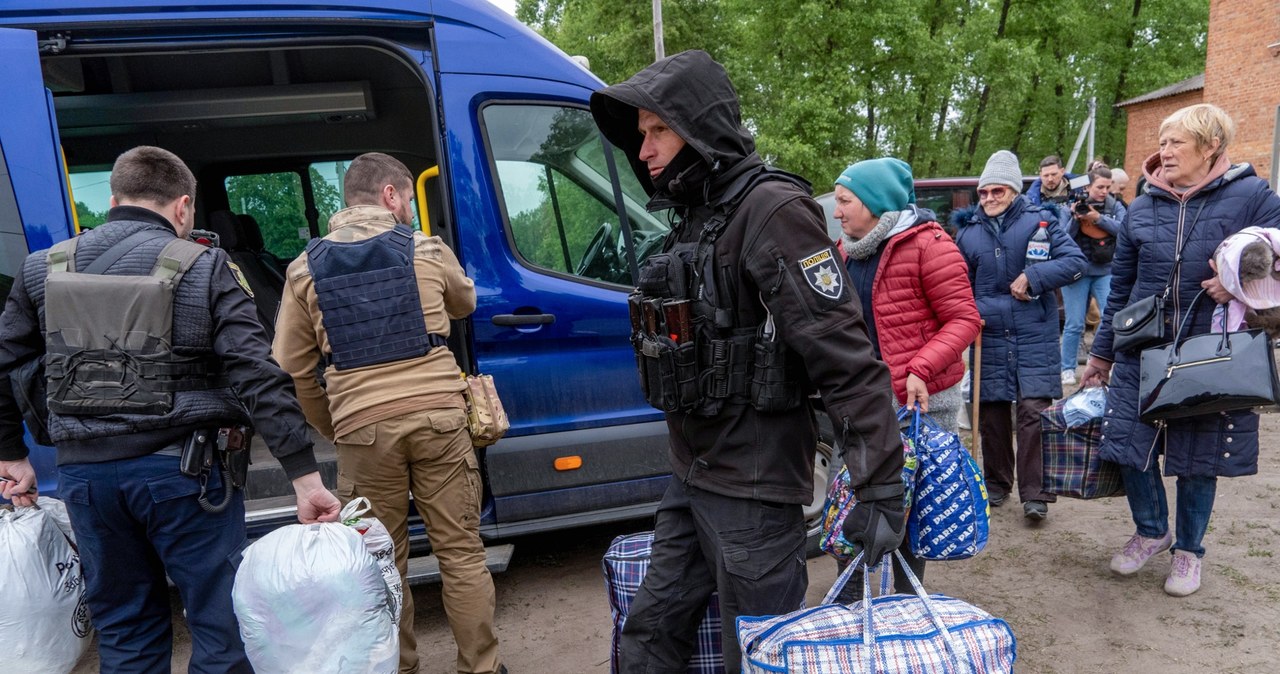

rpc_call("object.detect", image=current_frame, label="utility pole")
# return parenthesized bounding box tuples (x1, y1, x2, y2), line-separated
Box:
(1066, 96, 1097, 174)
(652, 0, 665, 61)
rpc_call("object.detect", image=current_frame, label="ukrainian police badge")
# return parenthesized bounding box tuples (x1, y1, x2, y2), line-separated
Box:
(799, 249, 843, 300)
(227, 261, 255, 298)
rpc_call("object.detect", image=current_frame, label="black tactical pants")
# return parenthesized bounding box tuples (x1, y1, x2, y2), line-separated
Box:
(619, 478, 807, 674)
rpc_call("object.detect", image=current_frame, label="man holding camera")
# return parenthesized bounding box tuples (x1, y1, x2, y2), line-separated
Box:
(1060, 166, 1126, 386)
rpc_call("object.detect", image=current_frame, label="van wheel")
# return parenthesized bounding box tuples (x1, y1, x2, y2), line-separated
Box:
(803, 440, 839, 558)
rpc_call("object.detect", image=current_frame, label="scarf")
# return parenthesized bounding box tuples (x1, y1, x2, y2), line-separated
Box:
(841, 209, 917, 260)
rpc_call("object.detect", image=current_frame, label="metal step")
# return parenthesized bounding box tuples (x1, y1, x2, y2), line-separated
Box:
(405, 544, 515, 586)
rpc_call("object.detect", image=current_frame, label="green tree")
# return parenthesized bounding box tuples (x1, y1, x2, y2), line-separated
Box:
(516, 0, 1208, 186)
(226, 168, 344, 260)
(74, 201, 107, 230)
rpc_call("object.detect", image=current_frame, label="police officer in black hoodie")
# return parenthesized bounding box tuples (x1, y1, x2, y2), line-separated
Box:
(592, 50, 904, 672)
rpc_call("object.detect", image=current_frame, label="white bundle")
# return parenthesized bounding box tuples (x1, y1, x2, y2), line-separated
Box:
(232, 498, 399, 674)
(0, 497, 93, 674)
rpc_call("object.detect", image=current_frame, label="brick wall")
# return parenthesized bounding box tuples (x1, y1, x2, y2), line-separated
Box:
(1204, 0, 1279, 186)
(1121, 90, 1204, 202)
(1119, 0, 1279, 202)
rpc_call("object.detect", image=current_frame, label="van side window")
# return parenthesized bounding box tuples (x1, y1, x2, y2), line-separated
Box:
(225, 172, 312, 259)
(68, 170, 112, 231)
(483, 104, 655, 286)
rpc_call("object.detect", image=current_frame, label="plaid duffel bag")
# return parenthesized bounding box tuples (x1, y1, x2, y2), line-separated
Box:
(602, 532, 724, 674)
(1041, 387, 1124, 499)
(738, 552, 1015, 674)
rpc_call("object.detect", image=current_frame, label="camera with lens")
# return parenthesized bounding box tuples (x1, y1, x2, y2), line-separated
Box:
(1072, 200, 1104, 217)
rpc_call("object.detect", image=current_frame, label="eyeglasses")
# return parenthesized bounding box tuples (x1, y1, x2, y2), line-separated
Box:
(977, 187, 1008, 200)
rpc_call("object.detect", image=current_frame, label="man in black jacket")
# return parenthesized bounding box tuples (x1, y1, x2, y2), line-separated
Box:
(592, 50, 904, 673)
(0, 146, 340, 672)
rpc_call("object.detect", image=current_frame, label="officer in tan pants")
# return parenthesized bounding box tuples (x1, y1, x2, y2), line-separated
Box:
(273, 152, 504, 674)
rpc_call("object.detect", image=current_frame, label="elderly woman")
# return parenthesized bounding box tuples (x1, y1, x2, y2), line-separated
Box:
(955, 150, 1086, 522)
(1082, 104, 1280, 597)
(831, 157, 981, 598)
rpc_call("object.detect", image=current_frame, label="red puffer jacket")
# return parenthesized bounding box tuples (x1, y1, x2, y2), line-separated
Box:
(838, 220, 980, 404)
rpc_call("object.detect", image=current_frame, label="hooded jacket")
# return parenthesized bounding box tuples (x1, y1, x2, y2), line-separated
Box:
(954, 195, 1087, 401)
(591, 51, 903, 502)
(1092, 155, 1280, 478)
(836, 209, 980, 404)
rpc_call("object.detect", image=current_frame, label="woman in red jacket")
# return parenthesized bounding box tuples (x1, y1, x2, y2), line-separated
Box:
(831, 157, 982, 599)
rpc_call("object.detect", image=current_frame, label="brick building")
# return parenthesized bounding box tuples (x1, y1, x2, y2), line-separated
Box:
(1117, 0, 1279, 202)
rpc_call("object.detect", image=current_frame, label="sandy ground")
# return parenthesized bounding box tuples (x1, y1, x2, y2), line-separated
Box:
(69, 416, 1280, 673)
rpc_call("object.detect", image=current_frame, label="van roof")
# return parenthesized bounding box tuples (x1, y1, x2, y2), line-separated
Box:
(0, 0, 602, 89)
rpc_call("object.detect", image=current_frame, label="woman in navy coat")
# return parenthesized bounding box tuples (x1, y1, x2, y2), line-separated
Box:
(955, 150, 1086, 522)
(1083, 104, 1280, 597)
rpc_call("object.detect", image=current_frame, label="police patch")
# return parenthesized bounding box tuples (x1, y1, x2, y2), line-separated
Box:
(799, 249, 843, 300)
(227, 261, 255, 298)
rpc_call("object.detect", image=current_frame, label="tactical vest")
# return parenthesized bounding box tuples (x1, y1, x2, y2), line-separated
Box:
(628, 166, 810, 417)
(306, 224, 445, 370)
(44, 230, 226, 417)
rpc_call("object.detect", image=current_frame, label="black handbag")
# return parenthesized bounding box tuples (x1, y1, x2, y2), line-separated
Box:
(1138, 290, 1280, 423)
(1112, 293, 1166, 353)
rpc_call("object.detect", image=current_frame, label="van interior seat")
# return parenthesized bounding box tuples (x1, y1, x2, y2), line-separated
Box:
(235, 213, 288, 276)
(206, 209, 284, 339)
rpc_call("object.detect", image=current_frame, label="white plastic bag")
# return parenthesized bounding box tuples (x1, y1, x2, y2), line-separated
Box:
(348, 515, 402, 624)
(0, 497, 93, 673)
(232, 498, 399, 674)
(1062, 386, 1108, 428)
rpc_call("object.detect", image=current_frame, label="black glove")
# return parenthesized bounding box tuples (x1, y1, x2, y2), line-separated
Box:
(842, 496, 906, 566)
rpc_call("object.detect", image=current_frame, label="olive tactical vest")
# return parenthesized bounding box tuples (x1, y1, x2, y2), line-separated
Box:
(43, 231, 225, 417)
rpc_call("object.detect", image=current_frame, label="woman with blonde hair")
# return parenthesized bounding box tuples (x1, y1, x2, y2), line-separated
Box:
(1082, 103, 1280, 596)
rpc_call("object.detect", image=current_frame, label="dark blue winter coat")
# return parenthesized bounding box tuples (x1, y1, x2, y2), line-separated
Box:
(1092, 163, 1280, 478)
(955, 196, 1086, 401)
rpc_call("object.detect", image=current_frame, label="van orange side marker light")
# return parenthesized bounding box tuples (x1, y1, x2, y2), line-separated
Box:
(554, 456, 583, 471)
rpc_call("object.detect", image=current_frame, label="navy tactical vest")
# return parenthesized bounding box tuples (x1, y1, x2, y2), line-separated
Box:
(305, 224, 445, 370)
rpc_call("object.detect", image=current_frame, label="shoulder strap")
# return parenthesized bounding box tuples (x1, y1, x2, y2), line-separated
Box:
(83, 230, 174, 275)
(151, 238, 210, 285)
(1161, 194, 1215, 298)
(46, 237, 79, 274)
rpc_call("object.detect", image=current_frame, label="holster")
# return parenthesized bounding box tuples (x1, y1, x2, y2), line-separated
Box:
(217, 425, 253, 490)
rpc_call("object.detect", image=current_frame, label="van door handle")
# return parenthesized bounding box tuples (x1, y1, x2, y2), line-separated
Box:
(491, 313, 556, 326)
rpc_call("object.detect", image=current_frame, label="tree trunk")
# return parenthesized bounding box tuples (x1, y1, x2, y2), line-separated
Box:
(963, 0, 1013, 172)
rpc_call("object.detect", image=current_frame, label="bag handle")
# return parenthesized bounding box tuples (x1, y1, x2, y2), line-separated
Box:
(822, 550, 971, 674)
(1165, 289, 1230, 364)
(339, 496, 373, 523)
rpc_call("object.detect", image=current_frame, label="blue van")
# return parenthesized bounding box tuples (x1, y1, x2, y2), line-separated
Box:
(0, 1, 834, 571)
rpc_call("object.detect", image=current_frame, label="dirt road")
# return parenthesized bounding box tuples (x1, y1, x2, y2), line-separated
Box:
(71, 417, 1280, 673)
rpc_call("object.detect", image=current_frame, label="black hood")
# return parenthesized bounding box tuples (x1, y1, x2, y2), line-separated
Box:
(590, 50, 756, 203)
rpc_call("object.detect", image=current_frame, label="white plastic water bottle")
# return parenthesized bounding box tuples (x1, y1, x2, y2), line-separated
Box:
(1024, 221, 1051, 299)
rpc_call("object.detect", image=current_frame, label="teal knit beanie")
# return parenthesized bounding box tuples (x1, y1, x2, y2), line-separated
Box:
(834, 158, 915, 217)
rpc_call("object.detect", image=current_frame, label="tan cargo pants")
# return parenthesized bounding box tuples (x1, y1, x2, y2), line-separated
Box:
(336, 408, 501, 674)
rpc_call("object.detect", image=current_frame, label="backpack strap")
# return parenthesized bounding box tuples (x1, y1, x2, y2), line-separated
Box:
(46, 237, 79, 274)
(86, 230, 174, 275)
(151, 238, 211, 284)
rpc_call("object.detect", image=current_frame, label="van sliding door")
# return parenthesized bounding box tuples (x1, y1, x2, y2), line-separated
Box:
(0, 28, 73, 252)
(0, 27, 73, 496)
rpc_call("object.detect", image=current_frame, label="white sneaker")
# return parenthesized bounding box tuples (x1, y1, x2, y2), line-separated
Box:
(1061, 370, 1077, 386)
(1110, 531, 1173, 575)
(1164, 550, 1202, 596)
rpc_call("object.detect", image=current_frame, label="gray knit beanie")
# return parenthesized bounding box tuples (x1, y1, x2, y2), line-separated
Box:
(979, 150, 1023, 193)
